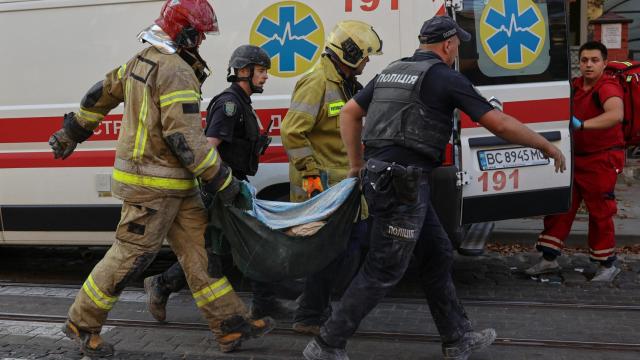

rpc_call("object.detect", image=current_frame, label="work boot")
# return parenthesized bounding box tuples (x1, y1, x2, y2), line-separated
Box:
(62, 320, 114, 358)
(442, 328, 497, 360)
(591, 265, 621, 282)
(525, 258, 560, 275)
(143, 274, 170, 322)
(303, 336, 349, 360)
(217, 315, 275, 353)
(292, 322, 321, 336)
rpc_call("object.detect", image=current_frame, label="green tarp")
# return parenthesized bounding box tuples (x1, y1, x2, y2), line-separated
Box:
(211, 185, 361, 282)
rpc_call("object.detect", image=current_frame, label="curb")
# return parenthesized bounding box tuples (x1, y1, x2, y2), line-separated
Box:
(490, 230, 640, 247)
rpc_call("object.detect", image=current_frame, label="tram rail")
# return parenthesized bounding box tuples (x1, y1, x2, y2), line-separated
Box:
(0, 312, 639, 353)
(2, 281, 640, 312)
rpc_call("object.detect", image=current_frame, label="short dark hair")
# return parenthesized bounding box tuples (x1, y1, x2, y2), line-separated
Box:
(579, 41, 608, 60)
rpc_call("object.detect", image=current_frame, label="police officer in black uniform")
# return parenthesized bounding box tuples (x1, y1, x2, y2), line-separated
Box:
(205, 45, 271, 181)
(303, 16, 567, 360)
(144, 45, 287, 322)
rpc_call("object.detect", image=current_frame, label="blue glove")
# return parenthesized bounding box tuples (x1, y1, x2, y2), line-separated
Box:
(571, 116, 583, 130)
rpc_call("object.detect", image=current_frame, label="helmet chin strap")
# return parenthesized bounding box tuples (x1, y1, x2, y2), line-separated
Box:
(178, 47, 211, 84)
(327, 52, 356, 81)
(232, 66, 264, 93)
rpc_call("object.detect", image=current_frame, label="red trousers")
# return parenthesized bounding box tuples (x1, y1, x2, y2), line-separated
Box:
(536, 149, 624, 262)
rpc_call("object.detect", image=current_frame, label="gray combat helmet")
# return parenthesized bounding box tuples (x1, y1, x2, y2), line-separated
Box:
(226, 45, 271, 93)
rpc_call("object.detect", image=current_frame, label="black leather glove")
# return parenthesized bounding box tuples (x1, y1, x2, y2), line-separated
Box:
(218, 177, 253, 210)
(48, 112, 94, 159)
(217, 176, 240, 205)
(49, 128, 78, 159)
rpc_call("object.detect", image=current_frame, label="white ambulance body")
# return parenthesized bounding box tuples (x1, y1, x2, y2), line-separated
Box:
(0, 0, 572, 245)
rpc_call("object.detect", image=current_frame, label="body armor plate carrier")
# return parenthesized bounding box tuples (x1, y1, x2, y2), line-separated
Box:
(208, 87, 260, 178)
(363, 58, 452, 163)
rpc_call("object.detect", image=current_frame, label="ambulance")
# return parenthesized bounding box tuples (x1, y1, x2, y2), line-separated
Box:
(0, 0, 572, 247)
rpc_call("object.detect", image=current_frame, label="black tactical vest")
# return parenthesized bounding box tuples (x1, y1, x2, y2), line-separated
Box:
(207, 86, 260, 178)
(362, 59, 452, 163)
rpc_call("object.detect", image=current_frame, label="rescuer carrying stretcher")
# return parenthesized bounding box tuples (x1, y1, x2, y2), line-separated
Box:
(47, 0, 273, 356)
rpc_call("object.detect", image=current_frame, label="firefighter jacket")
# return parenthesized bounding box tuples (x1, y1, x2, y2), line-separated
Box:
(281, 55, 355, 203)
(72, 46, 229, 202)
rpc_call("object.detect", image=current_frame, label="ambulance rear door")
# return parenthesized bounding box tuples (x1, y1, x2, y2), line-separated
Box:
(455, 0, 573, 224)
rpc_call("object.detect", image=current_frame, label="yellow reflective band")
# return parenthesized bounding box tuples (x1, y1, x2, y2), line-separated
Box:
(124, 78, 131, 103)
(160, 90, 200, 101)
(159, 90, 200, 107)
(193, 277, 234, 308)
(133, 87, 149, 161)
(78, 108, 104, 123)
(193, 148, 219, 176)
(193, 277, 228, 298)
(88, 275, 118, 303)
(327, 101, 346, 117)
(627, 75, 633, 83)
(82, 275, 118, 310)
(160, 96, 200, 107)
(139, 86, 150, 158)
(117, 63, 127, 79)
(196, 286, 233, 307)
(217, 172, 233, 191)
(112, 169, 197, 190)
(83, 283, 111, 310)
(622, 61, 633, 66)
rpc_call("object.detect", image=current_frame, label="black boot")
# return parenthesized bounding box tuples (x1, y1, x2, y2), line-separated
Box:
(143, 274, 171, 322)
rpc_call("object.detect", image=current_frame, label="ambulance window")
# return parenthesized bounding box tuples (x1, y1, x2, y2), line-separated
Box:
(457, 0, 569, 85)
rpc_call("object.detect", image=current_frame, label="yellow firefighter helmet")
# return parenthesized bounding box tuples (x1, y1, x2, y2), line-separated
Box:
(326, 20, 383, 68)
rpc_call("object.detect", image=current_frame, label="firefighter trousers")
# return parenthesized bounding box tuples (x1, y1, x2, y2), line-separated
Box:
(67, 194, 248, 338)
(320, 160, 472, 349)
(536, 149, 624, 263)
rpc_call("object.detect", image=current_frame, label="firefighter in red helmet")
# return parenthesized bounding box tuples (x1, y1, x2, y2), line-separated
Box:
(50, 1, 274, 356)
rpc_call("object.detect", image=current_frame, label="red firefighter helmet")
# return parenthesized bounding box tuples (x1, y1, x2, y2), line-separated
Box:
(155, 0, 219, 48)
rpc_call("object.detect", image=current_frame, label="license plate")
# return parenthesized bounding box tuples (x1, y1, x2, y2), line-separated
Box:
(477, 147, 549, 171)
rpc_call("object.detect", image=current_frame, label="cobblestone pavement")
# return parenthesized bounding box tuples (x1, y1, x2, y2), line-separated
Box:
(2, 251, 640, 359)
(2, 330, 640, 360)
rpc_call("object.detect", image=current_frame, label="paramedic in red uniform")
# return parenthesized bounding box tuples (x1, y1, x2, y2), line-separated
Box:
(526, 41, 625, 282)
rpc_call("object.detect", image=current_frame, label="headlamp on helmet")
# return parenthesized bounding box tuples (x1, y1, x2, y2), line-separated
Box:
(326, 20, 383, 68)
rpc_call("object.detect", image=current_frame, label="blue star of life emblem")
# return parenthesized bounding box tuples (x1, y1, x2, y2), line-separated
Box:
(484, 0, 542, 65)
(256, 5, 320, 73)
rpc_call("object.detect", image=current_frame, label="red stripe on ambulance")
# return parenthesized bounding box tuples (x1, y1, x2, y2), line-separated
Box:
(0, 109, 287, 143)
(460, 98, 569, 128)
(0, 98, 566, 168)
(0, 146, 288, 169)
